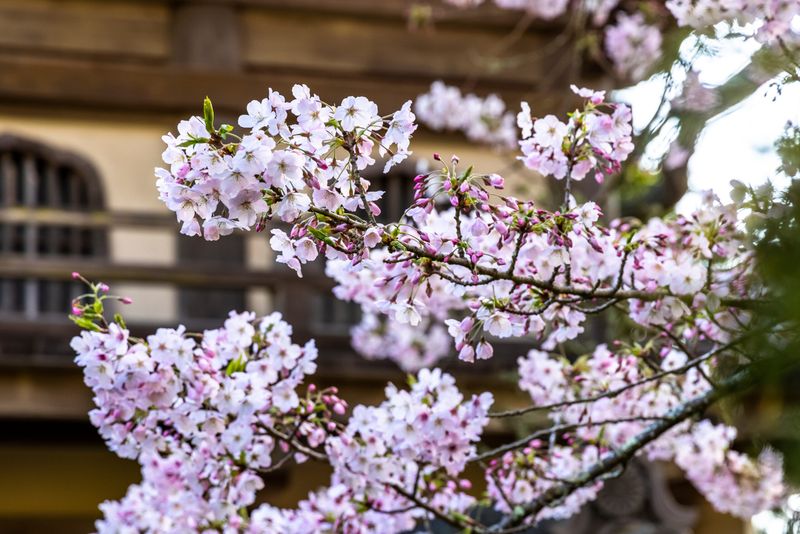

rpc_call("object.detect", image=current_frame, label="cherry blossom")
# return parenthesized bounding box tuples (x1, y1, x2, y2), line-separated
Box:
(415, 81, 518, 148)
(605, 12, 662, 81)
(518, 86, 634, 183)
(156, 85, 416, 241)
(68, 61, 795, 530)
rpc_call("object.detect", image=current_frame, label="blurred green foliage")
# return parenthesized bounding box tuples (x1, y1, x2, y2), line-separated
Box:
(741, 127, 800, 484)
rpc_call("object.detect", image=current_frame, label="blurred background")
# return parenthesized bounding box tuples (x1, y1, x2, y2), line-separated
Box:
(0, 0, 787, 532)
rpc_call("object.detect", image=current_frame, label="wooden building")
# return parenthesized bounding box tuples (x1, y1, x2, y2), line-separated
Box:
(0, 1, 746, 532)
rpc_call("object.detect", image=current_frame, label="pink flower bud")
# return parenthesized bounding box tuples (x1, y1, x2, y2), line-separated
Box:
(460, 317, 474, 333)
(476, 341, 493, 360)
(495, 221, 509, 237)
(71, 271, 81, 280)
(488, 174, 504, 189)
(119, 297, 133, 305)
(98, 283, 110, 293)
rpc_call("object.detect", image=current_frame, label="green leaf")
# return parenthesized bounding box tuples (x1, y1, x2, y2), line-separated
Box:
(177, 136, 209, 148)
(70, 315, 100, 332)
(218, 123, 233, 139)
(307, 226, 328, 240)
(203, 96, 215, 133)
(226, 355, 247, 376)
(113, 313, 127, 329)
(307, 226, 335, 246)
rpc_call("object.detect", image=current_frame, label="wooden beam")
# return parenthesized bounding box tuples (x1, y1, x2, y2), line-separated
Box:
(108, 0, 559, 29)
(0, 0, 169, 61)
(0, 257, 333, 290)
(0, 54, 558, 116)
(0, 207, 174, 228)
(172, 3, 242, 71)
(241, 8, 562, 85)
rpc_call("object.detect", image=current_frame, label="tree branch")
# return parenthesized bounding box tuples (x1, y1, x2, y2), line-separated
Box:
(485, 368, 752, 532)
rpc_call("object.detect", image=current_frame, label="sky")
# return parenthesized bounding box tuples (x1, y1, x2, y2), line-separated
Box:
(615, 29, 800, 215)
(684, 78, 799, 210)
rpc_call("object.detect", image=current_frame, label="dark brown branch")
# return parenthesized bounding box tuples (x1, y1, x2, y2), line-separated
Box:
(307, 206, 759, 310)
(485, 368, 752, 532)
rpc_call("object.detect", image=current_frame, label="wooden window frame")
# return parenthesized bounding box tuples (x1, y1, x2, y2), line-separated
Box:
(0, 135, 107, 320)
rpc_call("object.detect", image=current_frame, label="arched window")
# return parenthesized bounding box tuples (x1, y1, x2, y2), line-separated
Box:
(0, 135, 107, 320)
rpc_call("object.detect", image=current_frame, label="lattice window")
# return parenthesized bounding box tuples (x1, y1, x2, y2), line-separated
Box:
(0, 136, 107, 319)
(311, 164, 417, 333)
(176, 233, 246, 321)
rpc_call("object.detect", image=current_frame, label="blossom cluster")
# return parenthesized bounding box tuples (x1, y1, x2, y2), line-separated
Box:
(327, 170, 753, 369)
(157, 84, 416, 242)
(70, 276, 501, 532)
(330, 368, 492, 481)
(517, 86, 634, 183)
(71, 299, 336, 532)
(604, 12, 663, 81)
(486, 442, 604, 521)
(246, 368, 490, 532)
(116, 80, 793, 531)
(156, 83, 756, 375)
(414, 81, 518, 148)
(487, 343, 786, 522)
(350, 312, 452, 371)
